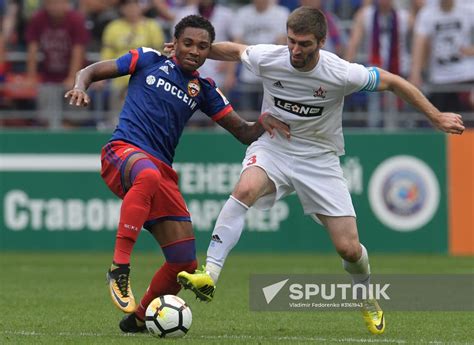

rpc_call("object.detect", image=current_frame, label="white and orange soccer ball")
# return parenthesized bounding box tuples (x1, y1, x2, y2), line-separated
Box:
(145, 295, 192, 338)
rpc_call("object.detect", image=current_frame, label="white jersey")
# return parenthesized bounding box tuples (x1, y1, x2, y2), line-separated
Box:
(241, 44, 377, 157)
(232, 5, 289, 84)
(414, 3, 474, 84)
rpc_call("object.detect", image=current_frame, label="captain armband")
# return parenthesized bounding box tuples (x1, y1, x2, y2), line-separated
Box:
(361, 67, 380, 92)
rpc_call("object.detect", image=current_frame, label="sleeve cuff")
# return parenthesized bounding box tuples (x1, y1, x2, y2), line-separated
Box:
(211, 105, 233, 121)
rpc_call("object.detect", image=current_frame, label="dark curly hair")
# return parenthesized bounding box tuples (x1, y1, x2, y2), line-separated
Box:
(174, 15, 216, 43)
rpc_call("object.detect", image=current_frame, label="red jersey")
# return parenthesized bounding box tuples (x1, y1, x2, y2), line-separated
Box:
(25, 9, 90, 82)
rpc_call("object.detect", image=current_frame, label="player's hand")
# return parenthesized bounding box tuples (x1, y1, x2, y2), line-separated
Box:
(64, 88, 90, 107)
(432, 112, 465, 135)
(259, 112, 291, 140)
(164, 42, 175, 57)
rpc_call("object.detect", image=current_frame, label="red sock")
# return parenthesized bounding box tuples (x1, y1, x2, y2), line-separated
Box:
(113, 168, 161, 264)
(135, 260, 197, 320)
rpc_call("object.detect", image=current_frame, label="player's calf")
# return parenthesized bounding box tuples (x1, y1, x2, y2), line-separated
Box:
(134, 238, 198, 321)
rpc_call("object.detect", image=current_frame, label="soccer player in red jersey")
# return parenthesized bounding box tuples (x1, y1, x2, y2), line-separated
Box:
(65, 15, 289, 332)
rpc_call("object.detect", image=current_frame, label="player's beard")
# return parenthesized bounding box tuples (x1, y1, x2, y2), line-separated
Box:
(290, 49, 318, 71)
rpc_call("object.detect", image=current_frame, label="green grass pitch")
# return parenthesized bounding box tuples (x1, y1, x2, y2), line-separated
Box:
(0, 252, 472, 344)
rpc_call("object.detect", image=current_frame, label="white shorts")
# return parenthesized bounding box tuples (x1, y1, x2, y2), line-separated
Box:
(242, 142, 356, 220)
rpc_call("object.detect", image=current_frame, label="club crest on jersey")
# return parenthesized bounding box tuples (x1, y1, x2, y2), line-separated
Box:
(313, 86, 327, 99)
(187, 79, 201, 97)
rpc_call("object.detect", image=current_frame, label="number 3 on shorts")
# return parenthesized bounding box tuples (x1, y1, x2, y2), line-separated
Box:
(246, 155, 257, 166)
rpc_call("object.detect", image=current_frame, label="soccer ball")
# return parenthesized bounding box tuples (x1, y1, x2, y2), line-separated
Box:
(145, 295, 192, 338)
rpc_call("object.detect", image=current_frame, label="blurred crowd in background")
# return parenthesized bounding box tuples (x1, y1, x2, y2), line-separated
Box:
(0, 0, 473, 129)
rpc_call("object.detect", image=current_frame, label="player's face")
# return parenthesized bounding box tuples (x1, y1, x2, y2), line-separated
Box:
(287, 29, 324, 71)
(174, 27, 211, 73)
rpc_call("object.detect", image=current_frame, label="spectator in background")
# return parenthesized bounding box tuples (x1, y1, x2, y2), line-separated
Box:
(174, 0, 235, 93)
(141, 0, 178, 22)
(299, 0, 346, 56)
(330, 0, 368, 20)
(79, 0, 119, 53)
(346, 0, 411, 77)
(0, 0, 6, 110)
(231, 0, 289, 112)
(3, 0, 42, 51)
(409, 0, 474, 112)
(1, 0, 41, 125)
(25, 0, 90, 128)
(139, 0, 183, 40)
(407, 0, 425, 28)
(0, 0, 5, 84)
(279, 0, 299, 12)
(101, 0, 164, 124)
(345, 0, 411, 127)
(406, 0, 425, 49)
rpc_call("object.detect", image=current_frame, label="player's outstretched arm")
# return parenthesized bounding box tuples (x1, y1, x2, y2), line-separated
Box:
(162, 41, 247, 62)
(64, 60, 119, 107)
(376, 68, 465, 135)
(216, 111, 290, 145)
(209, 42, 248, 62)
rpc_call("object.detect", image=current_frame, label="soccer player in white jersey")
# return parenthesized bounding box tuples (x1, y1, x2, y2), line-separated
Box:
(176, 6, 465, 335)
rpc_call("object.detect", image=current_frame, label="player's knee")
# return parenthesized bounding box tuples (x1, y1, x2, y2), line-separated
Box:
(233, 183, 260, 206)
(336, 241, 361, 262)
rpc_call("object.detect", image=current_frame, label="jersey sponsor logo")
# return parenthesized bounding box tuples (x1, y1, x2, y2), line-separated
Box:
(273, 80, 284, 89)
(274, 97, 324, 117)
(148, 76, 198, 110)
(187, 79, 201, 97)
(313, 86, 327, 99)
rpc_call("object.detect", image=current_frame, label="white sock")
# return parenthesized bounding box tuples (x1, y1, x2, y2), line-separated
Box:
(342, 244, 371, 299)
(206, 196, 249, 284)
